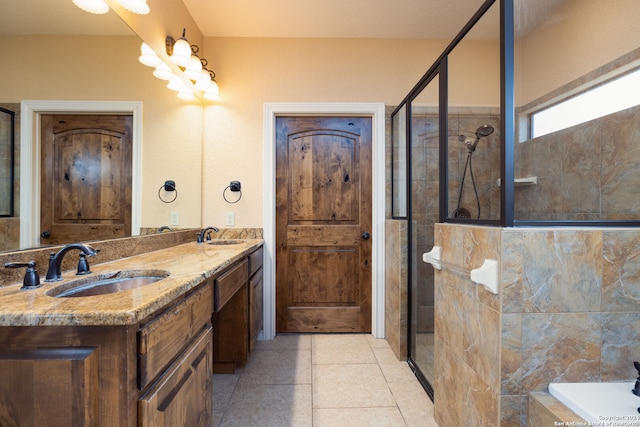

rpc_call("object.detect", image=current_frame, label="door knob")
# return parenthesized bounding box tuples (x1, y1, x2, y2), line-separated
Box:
(41, 231, 51, 239)
(362, 232, 370, 240)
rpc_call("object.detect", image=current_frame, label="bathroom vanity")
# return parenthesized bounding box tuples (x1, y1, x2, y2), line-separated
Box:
(0, 239, 263, 426)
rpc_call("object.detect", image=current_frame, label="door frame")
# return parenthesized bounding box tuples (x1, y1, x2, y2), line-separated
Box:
(20, 100, 142, 249)
(263, 102, 386, 340)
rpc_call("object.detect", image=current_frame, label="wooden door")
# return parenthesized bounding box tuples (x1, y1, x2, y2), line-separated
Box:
(40, 114, 132, 244)
(275, 117, 372, 333)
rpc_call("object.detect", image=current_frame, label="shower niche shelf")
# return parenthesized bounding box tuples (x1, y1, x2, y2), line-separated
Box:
(496, 176, 538, 187)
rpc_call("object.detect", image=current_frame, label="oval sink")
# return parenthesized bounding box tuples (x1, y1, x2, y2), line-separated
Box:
(207, 239, 247, 245)
(46, 269, 170, 298)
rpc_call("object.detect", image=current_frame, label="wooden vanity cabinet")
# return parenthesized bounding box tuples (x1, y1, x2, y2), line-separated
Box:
(0, 278, 214, 427)
(0, 324, 139, 426)
(248, 246, 264, 352)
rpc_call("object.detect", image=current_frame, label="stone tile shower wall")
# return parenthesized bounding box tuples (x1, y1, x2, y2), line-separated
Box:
(410, 107, 500, 335)
(514, 104, 640, 220)
(433, 223, 640, 427)
(384, 219, 408, 360)
(448, 107, 501, 221)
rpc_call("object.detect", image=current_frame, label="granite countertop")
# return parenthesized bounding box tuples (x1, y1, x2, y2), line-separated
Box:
(0, 240, 263, 327)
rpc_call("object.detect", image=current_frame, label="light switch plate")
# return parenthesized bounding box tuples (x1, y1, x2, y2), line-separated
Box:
(225, 211, 235, 226)
(169, 211, 179, 226)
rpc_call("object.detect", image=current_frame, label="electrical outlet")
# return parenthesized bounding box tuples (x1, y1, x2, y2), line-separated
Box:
(225, 211, 235, 226)
(169, 211, 179, 226)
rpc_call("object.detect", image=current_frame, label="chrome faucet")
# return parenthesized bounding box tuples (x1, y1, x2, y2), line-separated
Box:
(197, 226, 220, 243)
(45, 243, 98, 282)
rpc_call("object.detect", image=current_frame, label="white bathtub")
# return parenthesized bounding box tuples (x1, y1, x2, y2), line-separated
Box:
(549, 382, 639, 424)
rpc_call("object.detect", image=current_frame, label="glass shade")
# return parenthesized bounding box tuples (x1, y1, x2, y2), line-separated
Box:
(194, 69, 212, 91)
(203, 90, 221, 102)
(116, 0, 150, 15)
(138, 43, 162, 68)
(177, 90, 197, 101)
(170, 38, 192, 68)
(184, 55, 203, 80)
(203, 80, 220, 101)
(167, 76, 188, 92)
(72, 0, 109, 14)
(152, 63, 173, 80)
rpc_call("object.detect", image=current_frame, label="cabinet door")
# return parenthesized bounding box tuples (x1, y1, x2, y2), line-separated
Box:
(138, 327, 212, 427)
(0, 347, 99, 426)
(249, 267, 264, 353)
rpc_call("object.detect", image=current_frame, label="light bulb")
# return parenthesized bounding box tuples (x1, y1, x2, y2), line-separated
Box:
(72, 0, 109, 14)
(116, 0, 150, 15)
(138, 43, 162, 68)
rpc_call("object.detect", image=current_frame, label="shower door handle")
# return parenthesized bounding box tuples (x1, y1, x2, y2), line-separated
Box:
(362, 232, 370, 240)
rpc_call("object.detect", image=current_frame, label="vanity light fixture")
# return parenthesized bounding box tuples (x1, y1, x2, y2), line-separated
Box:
(137, 30, 221, 102)
(72, 0, 150, 15)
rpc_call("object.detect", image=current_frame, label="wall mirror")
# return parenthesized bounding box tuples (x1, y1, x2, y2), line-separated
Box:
(0, 1, 203, 252)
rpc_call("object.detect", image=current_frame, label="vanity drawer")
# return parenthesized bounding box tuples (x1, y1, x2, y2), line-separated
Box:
(214, 259, 248, 311)
(137, 281, 213, 389)
(249, 247, 263, 278)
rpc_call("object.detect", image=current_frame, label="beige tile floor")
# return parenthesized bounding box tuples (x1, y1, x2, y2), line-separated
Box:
(213, 334, 438, 427)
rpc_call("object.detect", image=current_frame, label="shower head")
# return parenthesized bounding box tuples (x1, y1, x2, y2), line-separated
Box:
(475, 124, 494, 138)
(466, 124, 495, 152)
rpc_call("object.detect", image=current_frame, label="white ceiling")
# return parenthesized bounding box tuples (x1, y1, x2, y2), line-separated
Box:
(1, 0, 485, 39)
(183, 0, 486, 39)
(0, 0, 565, 40)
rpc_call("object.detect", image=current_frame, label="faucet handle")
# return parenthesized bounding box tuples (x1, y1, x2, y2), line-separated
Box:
(77, 253, 92, 276)
(4, 261, 41, 290)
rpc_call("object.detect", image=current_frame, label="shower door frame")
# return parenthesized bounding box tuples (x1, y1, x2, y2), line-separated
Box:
(403, 64, 447, 402)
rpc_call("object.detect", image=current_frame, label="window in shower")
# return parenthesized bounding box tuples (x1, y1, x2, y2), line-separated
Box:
(531, 68, 640, 138)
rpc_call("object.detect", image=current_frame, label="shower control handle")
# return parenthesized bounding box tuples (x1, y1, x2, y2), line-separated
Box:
(362, 232, 370, 240)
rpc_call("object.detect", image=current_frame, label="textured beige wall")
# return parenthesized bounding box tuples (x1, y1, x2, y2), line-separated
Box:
(0, 35, 203, 231)
(516, 0, 640, 106)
